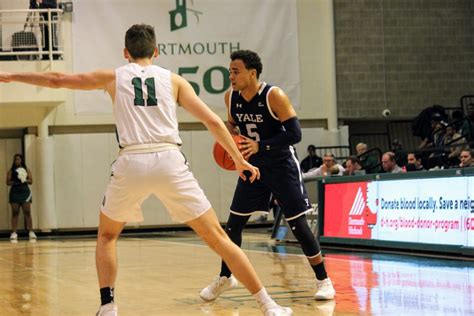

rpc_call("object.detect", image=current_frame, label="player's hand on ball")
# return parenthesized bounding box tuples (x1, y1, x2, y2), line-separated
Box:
(234, 160, 260, 183)
(238, 135, 258, 160)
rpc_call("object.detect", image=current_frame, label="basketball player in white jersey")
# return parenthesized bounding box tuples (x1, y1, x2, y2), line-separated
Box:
(0, 24, 292, 316)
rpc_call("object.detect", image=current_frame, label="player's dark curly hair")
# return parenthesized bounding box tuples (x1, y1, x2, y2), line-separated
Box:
(230, 50, 263, 79)
(125, 24, 156, 59)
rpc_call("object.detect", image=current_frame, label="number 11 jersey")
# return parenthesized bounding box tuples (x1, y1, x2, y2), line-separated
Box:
(114, 63, 182, 147)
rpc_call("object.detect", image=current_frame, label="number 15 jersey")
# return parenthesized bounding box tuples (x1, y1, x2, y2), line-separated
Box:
(114, 63, 182, 148)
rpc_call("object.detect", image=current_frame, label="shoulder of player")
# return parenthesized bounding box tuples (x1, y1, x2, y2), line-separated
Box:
(171, 72, 192, 86)
(95, 68, 116, 76)
(267, 86, 288, 102)
(84, 69, 115, 85)
(267, 86, 292, 111)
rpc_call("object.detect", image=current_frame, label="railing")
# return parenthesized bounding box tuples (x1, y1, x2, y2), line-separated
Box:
(349, 132, 390, 154)
(461, 95, 474, 114)
(0, 9, 63, 61)
(313, 145, 351, 163)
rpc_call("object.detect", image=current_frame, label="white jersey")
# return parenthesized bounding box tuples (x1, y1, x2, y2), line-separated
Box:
(114, 63, 182, 147)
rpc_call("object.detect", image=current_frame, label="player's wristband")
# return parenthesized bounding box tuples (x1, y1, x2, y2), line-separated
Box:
(258, 117, 302, 151)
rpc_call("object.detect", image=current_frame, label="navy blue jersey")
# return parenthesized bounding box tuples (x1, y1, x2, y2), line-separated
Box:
(229, 83, 293, 162)
(228, 82, 312, 219)
(230, 82, 283, 141)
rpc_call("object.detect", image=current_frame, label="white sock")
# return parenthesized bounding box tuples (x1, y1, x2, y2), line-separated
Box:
(253, 287, 273, 306)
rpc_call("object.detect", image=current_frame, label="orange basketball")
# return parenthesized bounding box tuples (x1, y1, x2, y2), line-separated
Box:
(213, 135, 245, 170)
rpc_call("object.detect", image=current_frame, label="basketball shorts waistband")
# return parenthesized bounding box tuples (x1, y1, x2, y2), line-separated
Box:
(119, 143, 180, 155)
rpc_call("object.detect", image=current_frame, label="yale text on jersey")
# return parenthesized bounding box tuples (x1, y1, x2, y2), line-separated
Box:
(235, 113, 264, 123)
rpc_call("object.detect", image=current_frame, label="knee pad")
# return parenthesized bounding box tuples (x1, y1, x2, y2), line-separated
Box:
(224, 213, 250, 247)
(287, 215, 321, 257)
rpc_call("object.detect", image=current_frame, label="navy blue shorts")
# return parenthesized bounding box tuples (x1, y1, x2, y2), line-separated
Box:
(230, 149, 312, 220)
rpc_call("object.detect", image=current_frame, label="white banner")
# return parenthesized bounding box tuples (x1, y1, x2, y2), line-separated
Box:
(72, 0, 300, 114)
(324, 176, 474, 247)
(376, 178, 470, 245)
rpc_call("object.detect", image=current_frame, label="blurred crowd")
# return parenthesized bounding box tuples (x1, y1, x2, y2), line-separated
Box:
(301, 104, 474, 178)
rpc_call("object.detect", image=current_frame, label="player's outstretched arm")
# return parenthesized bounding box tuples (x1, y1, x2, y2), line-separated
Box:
(174, 74, 260, 182)
(0, 69, 115, 91)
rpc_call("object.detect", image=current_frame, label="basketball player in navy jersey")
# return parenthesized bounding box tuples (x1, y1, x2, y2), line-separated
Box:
(200, 50, 336, 302)
(0, 26, 292, 316)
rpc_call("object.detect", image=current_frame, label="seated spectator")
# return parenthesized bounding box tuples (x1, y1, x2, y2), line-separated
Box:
(356, 143, 380, 173)
(412, 105, 447, 149)
(419, 113, 444, 149)
(391, 139, 407, 167)
(300, 144, 322, 172)
(432, 121, 447, 147)
(303, 153, 345, 178)
(381, 152, 404, 173)
(451, 110, 465, 132)
(445, 125, 468, 167)
(406, 152, 425, 172)
(459, 150, 474, 168)
(458, 109, 474, 144)
(343, 156, 364, 176)
(427, 121, 448, 168)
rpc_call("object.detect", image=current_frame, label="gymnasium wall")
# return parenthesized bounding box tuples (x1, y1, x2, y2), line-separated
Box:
(0, 0, 338, 126)
(0, 0, 343, 230)
(334, 0, 474, 119)
(26, 127, 347, 230)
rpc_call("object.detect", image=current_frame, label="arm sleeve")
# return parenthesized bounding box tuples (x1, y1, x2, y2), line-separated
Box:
(258, 117, 302, 151)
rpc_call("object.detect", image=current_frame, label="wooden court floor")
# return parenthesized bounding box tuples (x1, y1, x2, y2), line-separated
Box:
(0, 230, 473, 316)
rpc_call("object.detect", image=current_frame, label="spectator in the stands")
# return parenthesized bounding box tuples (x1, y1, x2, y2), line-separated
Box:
(355, 143, 380, 173)
(391, 139, 407, 167)
(29, 0, 58, 60)
(302, 152, 344, 178)
(381, 152, 403, 173)
(445, 124, 467, 167)
(426, 120, 449, 168)
(432, 121, 447, 148)
(459, 150, 474, 168)
(406, 152, 425, 172)
(300, 144, 322, 173)
(343, 156, 364, 176)
(459, 109, 474, 145)
(419, 113, 444, 149)
(451, 110, 465, 132)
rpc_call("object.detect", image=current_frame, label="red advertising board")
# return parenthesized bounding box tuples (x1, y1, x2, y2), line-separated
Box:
(324, 181, 377, 239)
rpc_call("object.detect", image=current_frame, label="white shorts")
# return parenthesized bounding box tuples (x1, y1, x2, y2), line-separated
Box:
(101, 149, 211, 223)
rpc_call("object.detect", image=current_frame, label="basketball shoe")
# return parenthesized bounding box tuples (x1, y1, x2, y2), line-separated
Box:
(200, 275, 238, 301)
(259, 301, 293, 316)
(314, 278, 335, 300)
(29, 231, 37, 241)
(96, 303, 117, 316)
(10, 232, 18, 243)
